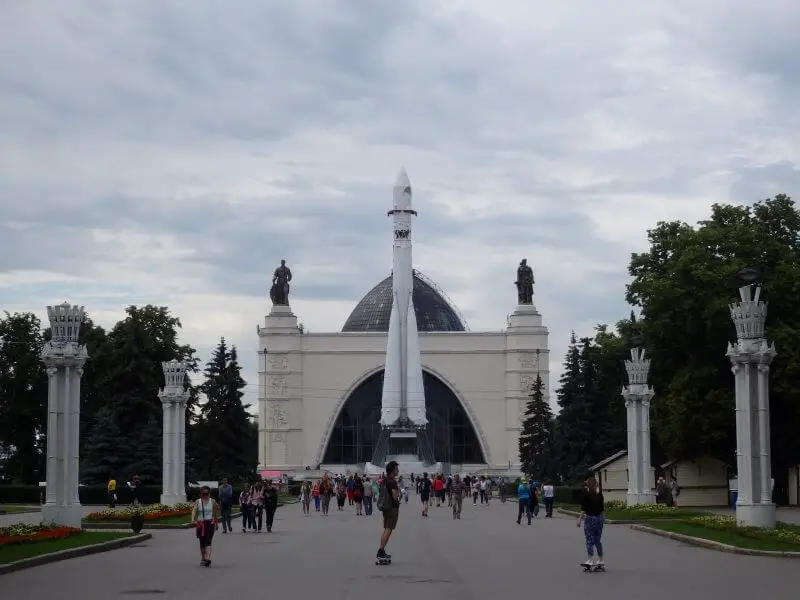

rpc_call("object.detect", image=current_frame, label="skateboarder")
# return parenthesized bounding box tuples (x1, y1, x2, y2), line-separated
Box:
(577, 476, 605, 569)
(376, 460, 400, 564)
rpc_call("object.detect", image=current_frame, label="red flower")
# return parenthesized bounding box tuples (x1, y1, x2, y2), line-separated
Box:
(0, 526, 81, 547)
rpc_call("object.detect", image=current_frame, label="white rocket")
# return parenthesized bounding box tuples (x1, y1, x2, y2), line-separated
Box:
(380, 168, 428, 428)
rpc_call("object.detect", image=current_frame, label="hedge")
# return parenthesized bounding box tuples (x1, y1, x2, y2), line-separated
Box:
(0, 485, 256, 505)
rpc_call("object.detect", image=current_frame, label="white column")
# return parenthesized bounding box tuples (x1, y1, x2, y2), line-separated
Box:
(40, 303, 88, 529)
(171, 402, 180, 500)
(69, 368, 82, 505)
(160, 360, 188, 505)
(623, 347, 655, 506)
(727, 283, 776, 528)
(757, 364, 772, 503)
(45, 367, 59, 505)
(161, 401, 172, 498)
(176, 400, 187, 502)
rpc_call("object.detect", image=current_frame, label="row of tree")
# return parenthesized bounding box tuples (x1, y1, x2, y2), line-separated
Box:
(519, 194, 800, 503)
(0, 305, 258, 485)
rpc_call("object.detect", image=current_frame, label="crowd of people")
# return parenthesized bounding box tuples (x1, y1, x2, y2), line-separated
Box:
(185, 468, 606, 568)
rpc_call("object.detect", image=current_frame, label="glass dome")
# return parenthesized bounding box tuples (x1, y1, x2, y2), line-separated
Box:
(342, 272, 466, 332)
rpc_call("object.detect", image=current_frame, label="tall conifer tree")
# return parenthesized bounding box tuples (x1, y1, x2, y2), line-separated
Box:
(518, 375, 554, 478)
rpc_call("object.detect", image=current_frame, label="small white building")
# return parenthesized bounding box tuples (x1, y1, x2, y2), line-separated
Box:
(661, 456, 730, 507)
(590, 450, 655, 502)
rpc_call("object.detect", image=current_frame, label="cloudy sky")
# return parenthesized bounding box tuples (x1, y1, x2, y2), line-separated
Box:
(1, 1, 798, 411)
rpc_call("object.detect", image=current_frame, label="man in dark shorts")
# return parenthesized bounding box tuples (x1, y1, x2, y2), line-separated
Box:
(419, 471, 431, 516)
(377, 460, 400, 562)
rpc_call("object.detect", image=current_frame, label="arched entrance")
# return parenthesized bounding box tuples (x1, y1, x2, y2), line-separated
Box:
(322, 369, 486, 465)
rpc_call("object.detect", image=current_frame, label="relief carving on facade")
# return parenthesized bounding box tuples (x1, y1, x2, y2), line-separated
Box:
(269, 354, 289, 370)
(518, 354, 538, 370)
(270, 431, 286, 443)
(268, 375, 289, 396)
(269, 402, 289, 428)
(519, 373, 536, 392)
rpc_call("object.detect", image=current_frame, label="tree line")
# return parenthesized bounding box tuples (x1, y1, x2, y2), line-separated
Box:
(0, 305, 257, 485)
(519, 194, 800, 503)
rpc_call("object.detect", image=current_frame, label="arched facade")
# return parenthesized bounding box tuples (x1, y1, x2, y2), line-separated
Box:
(322, 369, 487, 465)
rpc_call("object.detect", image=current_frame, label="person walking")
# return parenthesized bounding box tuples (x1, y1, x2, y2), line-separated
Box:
(301, 481, 311, 515)
(363, 477, 374, 515)
(419, 472, 431, 517)
(451, 474, 465, 519)
(312, 480, 321, 512)
(264, 479, 279, 532)
(239, 488, 250, 533)
(107, 475, 117, 508)
(578, 476, 605, 569)
(376, 460, 400, 563)
(219, 478, 234, 533)
(191, 485, 220, 567)
(353, 475, 364, 516)
(542, 479, 555, 517)
(251, 483, 265, 532)
(516, 478, 532, 525)
(320, 473, 333, 516)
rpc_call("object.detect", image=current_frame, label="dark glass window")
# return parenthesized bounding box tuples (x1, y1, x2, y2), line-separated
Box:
(322, 370, 485, 465)
(342, 273, 465, 332)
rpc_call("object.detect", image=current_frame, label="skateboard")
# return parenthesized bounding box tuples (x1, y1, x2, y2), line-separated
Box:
(375, 558, 392, 566)
(581, 563, 605, 573)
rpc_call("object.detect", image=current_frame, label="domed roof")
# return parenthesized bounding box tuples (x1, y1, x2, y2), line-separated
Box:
(342, 271, 466, 332)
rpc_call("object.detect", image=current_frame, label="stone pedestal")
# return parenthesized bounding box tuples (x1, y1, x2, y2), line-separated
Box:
(160, 360, 188, 505)
(257, 303, 301, 471)
(622, 348, 655, 506)
(727, 284, 776, 528)
(40, 303, 88, 529)
(507, 303, 543, 330)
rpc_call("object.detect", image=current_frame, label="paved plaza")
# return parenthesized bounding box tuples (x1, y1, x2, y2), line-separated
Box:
(2, 500, 796, 598)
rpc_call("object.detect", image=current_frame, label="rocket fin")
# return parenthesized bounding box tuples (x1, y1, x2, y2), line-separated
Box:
(405, 298, 427, 426)
(380, 294, 402, 426)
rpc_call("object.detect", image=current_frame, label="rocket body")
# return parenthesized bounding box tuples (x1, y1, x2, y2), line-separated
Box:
(380, 169, 428, 427)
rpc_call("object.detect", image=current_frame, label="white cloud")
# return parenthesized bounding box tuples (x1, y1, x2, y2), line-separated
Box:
(1, 0, 799, 412)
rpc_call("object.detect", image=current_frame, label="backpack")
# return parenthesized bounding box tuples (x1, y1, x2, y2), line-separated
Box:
(376, 480, 388, 511)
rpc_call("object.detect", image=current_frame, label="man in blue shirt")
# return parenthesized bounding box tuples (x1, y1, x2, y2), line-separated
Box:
(218, 478, 234, 533)
(517, 479, 532, 525)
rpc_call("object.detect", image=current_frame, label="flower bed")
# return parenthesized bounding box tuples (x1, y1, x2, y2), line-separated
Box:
(684, 514, 800, 546)
(0, 523, 82, 547)
(84, 503, 192, 523)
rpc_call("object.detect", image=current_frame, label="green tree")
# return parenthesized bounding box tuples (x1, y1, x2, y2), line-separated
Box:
(76, 316, 111, 455)
(0, 312, 47, 484)
(518, 375, 554, 478)
(554, 332, 594, 481)
(197, 340, 255, 480)
(626, 194, 800, 502)
(128, 415, 163, 484)
(81, 405, 132, 484)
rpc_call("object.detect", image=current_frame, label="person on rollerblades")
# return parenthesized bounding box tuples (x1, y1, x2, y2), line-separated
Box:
(376, 460, 400, 565)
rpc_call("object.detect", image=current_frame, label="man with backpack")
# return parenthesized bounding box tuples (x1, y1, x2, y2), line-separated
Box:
(376, 460, 400, 563)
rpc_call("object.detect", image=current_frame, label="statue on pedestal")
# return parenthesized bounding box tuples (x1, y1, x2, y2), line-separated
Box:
(515, 258, 534, 305)
(270, 259, 292, 306)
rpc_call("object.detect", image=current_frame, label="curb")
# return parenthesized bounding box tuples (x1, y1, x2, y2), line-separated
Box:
(0, 533, 151, 575)
(629, 524, 800, 558)
(556, 508, 636, 524)
(0, 509, 41, 516)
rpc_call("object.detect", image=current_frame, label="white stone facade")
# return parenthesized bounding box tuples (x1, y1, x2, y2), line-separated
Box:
(257, 303, 549, 473)
(41, 303, 88, 529)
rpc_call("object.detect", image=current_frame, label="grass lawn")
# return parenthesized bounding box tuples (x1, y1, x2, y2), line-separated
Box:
(646, 520, 800, 553)
(0, 532, 133, 565)
(558, 503, 704, 521)
(0, 505, 39, 514)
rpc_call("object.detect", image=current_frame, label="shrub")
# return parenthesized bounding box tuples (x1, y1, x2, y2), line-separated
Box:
(84, 503, 191, 522)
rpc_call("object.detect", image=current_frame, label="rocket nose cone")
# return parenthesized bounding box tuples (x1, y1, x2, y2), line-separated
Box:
(394, 167, 410, 188)
(393, 167, 412, 208)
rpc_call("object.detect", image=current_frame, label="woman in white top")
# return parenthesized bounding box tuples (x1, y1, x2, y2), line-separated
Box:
(191, 485, 220, 567)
